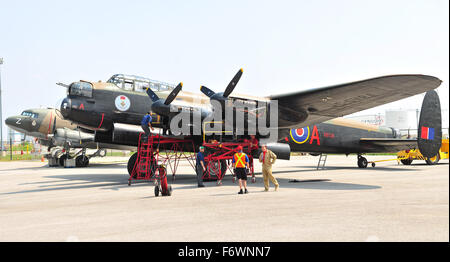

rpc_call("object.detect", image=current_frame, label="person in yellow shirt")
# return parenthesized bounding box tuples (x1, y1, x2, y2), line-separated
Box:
(233, 146, 249, 194)
(259, 144, 279, 191)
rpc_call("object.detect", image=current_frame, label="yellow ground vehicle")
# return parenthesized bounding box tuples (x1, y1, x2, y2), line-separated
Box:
(397, 138, 449, 165)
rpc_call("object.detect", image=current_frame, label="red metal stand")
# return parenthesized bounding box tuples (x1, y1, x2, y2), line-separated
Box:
(202, 141, 255, 185)
(130, 133, 257, 189)
(129, 133, 196, 196)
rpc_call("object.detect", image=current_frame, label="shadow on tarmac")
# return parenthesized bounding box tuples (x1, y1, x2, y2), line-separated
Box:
(0, 162, 127, 172)
(1, 167, 381, 195)
(2, 158, 445, 196)
(13, 157, 444, 195)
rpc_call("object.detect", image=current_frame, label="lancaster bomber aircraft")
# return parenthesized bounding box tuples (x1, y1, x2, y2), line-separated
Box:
(5, 107, 133, 167)
(58, 70, 443, 173)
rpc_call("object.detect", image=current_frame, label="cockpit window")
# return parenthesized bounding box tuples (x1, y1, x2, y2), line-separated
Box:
(69, 82, 93, 98)
(106, 74, 175, 93)
(21, 111, 39, 118)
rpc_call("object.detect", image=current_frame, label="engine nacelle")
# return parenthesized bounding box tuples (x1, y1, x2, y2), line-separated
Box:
(52, 128, 95, 146)
(251, 142, 291, 160)
(95, 123, 145, 147)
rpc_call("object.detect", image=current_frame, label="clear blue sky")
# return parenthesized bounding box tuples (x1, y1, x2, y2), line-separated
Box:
(1, 0, 448, 139)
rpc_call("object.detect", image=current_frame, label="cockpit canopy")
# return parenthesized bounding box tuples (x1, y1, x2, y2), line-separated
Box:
(107, 74, 175, 93)
(69, 81, 93, 98)
(21, 111, 39, 118)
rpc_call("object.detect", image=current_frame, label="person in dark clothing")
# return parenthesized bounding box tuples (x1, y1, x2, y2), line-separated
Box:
(196, 146, 206, 187)
(141, 112, 154, 139)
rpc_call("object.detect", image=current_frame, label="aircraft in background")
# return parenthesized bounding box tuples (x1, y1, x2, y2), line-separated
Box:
(57, 70, 443, 173)
(5, 107, 133, 167)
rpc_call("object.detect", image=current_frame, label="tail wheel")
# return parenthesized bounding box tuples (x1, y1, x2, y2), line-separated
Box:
(357, 156, 368, 168)
(425, 154, 440, 165)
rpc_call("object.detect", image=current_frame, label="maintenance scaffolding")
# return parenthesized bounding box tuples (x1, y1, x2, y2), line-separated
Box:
(201, 141, 256, 185)
(129, 133, 196, 196)
(129, 133, 257, 192)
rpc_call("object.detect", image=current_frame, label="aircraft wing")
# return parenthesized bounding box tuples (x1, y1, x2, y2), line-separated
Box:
(270, 75, 442, 128)
(359, 138, 418, 152)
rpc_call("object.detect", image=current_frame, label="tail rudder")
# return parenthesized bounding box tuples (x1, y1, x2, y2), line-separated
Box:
(418, 90, 442, 158)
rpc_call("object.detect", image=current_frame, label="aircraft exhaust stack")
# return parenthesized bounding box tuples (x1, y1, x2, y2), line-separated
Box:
(417, 90, 442, 158)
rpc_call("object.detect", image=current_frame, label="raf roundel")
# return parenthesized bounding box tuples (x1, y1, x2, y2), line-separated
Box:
(290, 127, 310, 144)
(115, 95, 131, 111)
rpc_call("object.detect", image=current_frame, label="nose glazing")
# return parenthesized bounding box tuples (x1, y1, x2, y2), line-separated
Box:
(60, 97, 71, 118)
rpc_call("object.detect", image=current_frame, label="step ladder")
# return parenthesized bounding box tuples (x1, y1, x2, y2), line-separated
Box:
(317, 153, 327, 170)
(130, 136, 157, 181)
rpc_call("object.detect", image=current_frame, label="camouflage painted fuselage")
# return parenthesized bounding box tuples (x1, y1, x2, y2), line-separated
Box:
(284, 118, 403, 154)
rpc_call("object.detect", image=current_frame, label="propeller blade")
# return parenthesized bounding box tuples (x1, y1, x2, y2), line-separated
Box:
(200, 85, 216, 98)
(164, 82, 183, 105)
(146, 88, 160, 102)
(223, 68, 243, 97)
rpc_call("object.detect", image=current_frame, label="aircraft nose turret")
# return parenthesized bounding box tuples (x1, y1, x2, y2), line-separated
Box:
(60, 97, 72, 118)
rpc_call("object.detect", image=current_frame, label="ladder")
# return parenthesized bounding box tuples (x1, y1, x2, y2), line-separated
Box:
(317, 153, 327, 170)
(131, 136, 157, 181)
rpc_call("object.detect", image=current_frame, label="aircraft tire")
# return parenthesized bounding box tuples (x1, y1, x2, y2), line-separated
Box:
(400, 159, 413, 165)
(83, 158, 90, 167)
(127, 153, 138, 175)
(357, 157, 368, 168)
(58, 155, 67, 167)
(203, 160, 227, 182)
(76, 155, 89, 167)
(425, 154, 440, 165)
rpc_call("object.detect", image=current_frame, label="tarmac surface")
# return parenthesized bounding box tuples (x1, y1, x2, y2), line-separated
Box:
(0, 155, 448, 242)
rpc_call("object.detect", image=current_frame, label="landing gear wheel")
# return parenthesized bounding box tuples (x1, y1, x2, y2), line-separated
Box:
(357, 156, 368, 168)
(371, 162, 376, 168)
(75, 155, 89, 167)
(400, 159, 413, 165)
(154, 185, 160, 197)
(425, 154, 440, 165)
(204, 160, 221, 182)
(127, 153, 138, 176)
(58, 155, 67, 167)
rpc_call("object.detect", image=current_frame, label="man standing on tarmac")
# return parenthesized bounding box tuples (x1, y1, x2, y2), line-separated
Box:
(196, 146, 206, 187)
(259, 144, 279, 191)
(233, 146, 249, 194)
(141, 112, 154, 139)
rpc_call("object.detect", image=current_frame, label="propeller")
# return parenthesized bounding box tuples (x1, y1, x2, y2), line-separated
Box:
(200, 68, 243, 101)
(146, 82, 183, 116)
